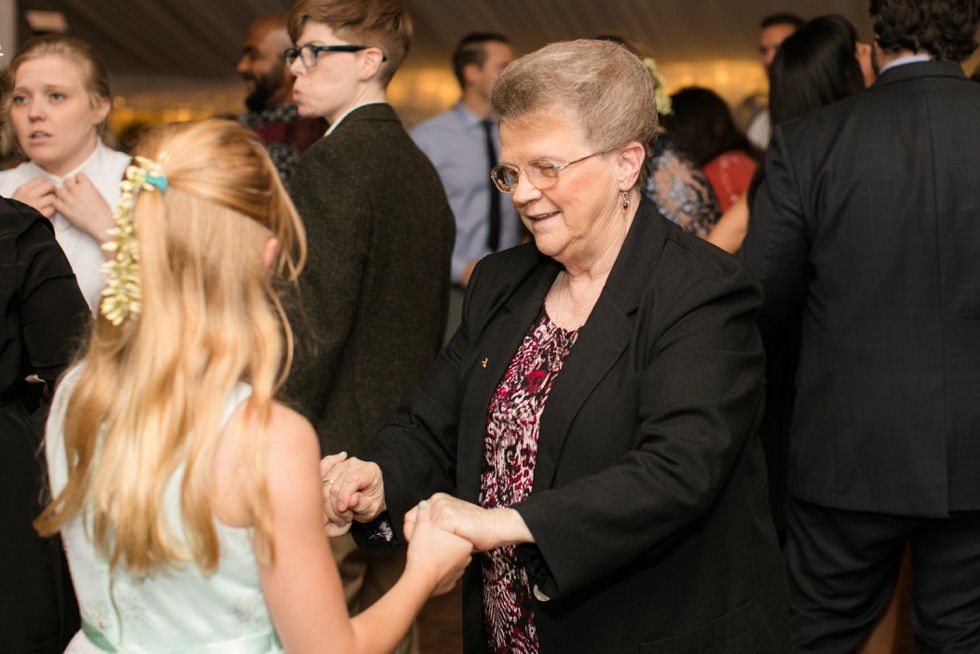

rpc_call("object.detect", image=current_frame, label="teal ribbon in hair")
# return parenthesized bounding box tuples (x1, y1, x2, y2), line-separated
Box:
(144, 173, 168, 192)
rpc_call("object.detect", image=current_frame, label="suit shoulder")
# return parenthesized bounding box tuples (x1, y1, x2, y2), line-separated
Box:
(295, 130, 339, 168)
(658, 220, 759, 299)
(0, 197, 49, 239)
(293, 119, 397, 184)
(657, 217, 741, 275)
(475, 243, 543, 279)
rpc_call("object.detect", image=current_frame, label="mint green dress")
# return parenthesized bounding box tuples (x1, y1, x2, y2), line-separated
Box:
(46, 367, 283, 653)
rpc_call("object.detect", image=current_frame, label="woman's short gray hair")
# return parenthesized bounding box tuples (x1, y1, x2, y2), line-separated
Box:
(490, 39, 658, 157)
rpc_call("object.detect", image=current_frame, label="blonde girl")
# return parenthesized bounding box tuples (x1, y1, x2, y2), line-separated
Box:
(37, 119, 471, 654)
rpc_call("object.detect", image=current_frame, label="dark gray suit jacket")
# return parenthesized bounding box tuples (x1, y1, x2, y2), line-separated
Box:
(285, 103, 454, 455)
(359, 199, 788, 653)
(742, 60, 980, 516)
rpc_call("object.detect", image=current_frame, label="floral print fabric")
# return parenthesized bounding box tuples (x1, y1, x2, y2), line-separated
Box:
(479, 311, 579, 654)
(645, 131, 722, 237)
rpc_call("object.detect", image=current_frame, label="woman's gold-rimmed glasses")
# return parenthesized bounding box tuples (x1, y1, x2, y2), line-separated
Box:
(490, 151, 608, 194)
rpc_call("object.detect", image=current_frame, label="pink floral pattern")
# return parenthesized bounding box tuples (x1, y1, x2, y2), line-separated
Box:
(479, 311, 578, 654)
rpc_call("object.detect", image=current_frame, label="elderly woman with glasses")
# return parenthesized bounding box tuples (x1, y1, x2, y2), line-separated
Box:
(323, 39, 788, 654)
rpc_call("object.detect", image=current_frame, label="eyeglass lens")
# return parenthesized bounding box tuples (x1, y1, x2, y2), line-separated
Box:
(285, 44, 385, 67)
(492, 162, 560, 193)
(300, 45, 319, 67)
(288, 45, 325, 68)
(284, 45, 342, 67)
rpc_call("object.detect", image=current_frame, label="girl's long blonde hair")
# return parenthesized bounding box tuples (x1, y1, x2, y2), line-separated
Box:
(35, 119, 307, 575)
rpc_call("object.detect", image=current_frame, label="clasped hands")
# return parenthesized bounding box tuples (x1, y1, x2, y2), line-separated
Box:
(320, 453, 533, 552)
(13, 174, 114, 242)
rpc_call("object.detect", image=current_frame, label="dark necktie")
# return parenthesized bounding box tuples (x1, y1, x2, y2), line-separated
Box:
(482, 119, 501, 252)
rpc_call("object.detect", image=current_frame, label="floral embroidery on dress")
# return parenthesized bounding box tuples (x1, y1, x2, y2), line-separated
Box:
(116, 590, 151, 628)
(86, 608, 112, 632)
(231, 595, 265, 625)
(479, 311, 578, 654)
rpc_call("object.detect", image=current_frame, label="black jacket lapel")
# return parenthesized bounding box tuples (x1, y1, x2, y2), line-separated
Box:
(457, 253, 559, 503)
(535, 200, 667, 490)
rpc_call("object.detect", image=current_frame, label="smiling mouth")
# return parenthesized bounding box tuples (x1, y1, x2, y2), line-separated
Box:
(29, 131, 51, 140)
(527, 211, 558, 222)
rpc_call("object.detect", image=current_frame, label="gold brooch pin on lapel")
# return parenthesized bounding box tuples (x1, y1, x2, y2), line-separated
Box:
(481, 358, 488, 368)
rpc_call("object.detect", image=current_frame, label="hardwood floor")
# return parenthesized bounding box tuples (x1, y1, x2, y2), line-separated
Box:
(418, 584, 464, 653)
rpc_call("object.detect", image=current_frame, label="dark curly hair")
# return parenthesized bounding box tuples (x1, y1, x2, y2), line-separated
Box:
(870, 0, 980, 62)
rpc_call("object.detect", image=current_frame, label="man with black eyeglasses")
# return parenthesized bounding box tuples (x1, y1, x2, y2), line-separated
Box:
(411, 33, 521, 343)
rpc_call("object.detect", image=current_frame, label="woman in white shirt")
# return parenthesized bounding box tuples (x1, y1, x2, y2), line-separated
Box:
(0, 35, 130, 312)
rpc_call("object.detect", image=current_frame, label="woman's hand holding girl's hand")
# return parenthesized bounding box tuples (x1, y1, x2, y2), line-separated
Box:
(403, 493, 535, 553)
(404, 501, 473, 596)
(319, 452, 354, 536)
(319, 454, 388, 536)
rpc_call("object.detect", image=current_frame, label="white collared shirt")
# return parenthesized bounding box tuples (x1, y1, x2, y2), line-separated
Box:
(324, 101, 387, 137)
(0, 141, 131, 313)
(879, 53, 933, 75)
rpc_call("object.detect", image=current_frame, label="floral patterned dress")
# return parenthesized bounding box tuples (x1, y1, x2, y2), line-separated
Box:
(479, 311, 579, 654)
(645, 131, 722, 237)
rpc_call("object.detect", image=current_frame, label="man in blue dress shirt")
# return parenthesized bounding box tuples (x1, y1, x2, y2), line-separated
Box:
(411, 33, 520, 340)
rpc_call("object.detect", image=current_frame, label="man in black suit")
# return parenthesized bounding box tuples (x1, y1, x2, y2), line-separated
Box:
(282, 1, 454, 652)
(742, 0, 980, 650)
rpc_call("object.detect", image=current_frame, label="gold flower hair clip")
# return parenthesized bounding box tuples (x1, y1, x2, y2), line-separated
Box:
(642, 57, 672, 116)
(100, 154, 168, 326)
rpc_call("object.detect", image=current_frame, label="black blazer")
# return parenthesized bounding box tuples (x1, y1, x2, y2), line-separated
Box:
(284, 104, 455, 455)
(359, 198, 788, 653)
(1, 198, 88, 650)
(742, 60, 980, 516)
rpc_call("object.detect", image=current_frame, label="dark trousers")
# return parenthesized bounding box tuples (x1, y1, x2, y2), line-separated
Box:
(784, 494, 980, 653)
(1, 396, 79, 653)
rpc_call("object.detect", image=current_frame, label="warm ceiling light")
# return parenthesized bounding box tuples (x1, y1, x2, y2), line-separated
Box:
(25, 10, 68, 34)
